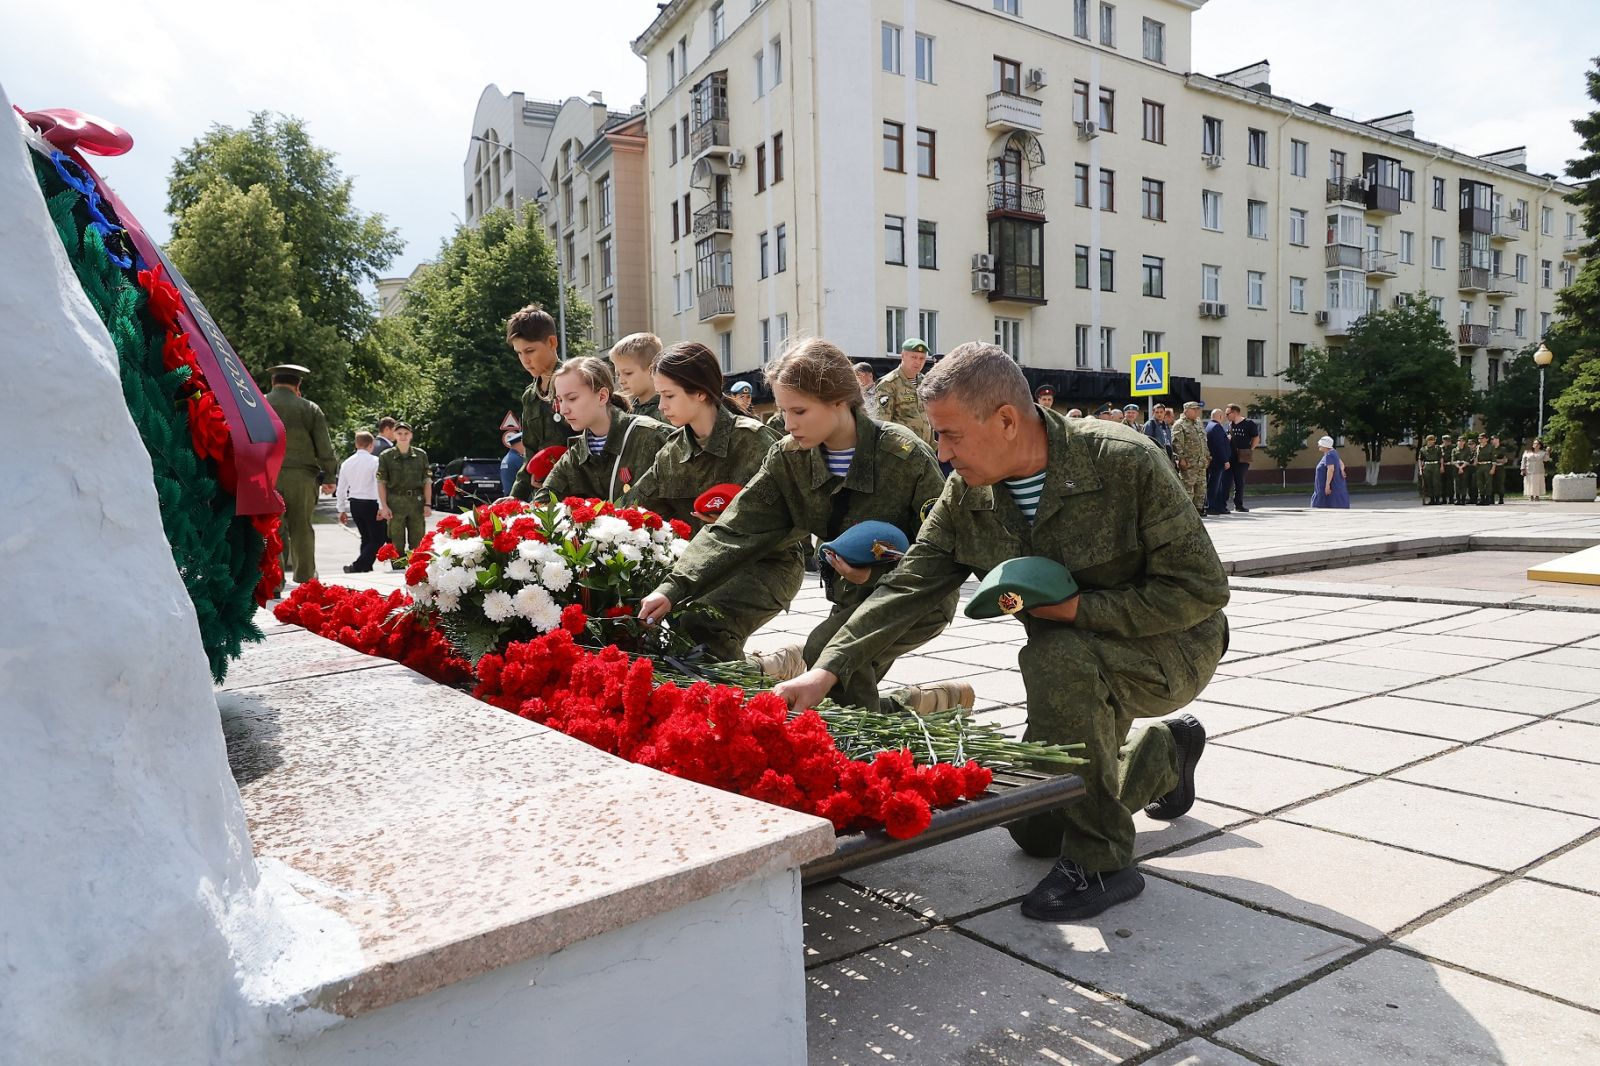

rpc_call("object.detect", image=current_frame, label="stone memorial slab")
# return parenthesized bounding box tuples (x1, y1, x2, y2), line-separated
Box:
(960, 877, 1357, 1028)
(217, 629, 399, 691)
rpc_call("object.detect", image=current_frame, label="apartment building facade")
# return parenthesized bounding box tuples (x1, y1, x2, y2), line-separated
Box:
(632, 0, 1584, 434)
(463, 86, 561, 225)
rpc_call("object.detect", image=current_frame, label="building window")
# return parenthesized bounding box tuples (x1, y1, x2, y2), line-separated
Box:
(1142, 331, 1164, 358)
(994, 55, 1021, 94)
(1099, 326, 1115, 369)
(1290, 276, 1306, 313)
(1141, 178, 1164, 220)
(1099, 248, 1115, 291)
(1201, 335, 1221, 375)
(580, 255, 590, 287)
(754, 50, 765, 96)
(1399, 230, 1415, 264)
(710, 1, 725, 46)
(883, 121, 904, 171)
(1099, 168, 1115, 211)
(881, 23, 902, 74)
(719, 331, 732, 372)
(671, 201, 680, 242)
(918, 310, 939, 354)
(916, 128, 937, 178)
(1567, 211, 1578, 237)
(1142, 17, 1165, 63)
(1289, 208, 1307, 246)
(884, 215, 904, 265)
(1290, 138, 1307, 177)
(1201, 263, 1221, 302)
(598, 177, 612, 227)
(756, 143, 767, 192)
(996, 317, 1024, 361)
(1328, 150, 1345, 182)
(1247, 270, 1265, 308)
(885, 307, 907, 354)
(667, 49, 677, 89)
(1430, 236, 1446, 269)
(1142, 255, 1164, 297)
(1542, 259, 1553, 288)
(772, 37, 783, 85)
(760, 318, 771, 362)
(1142, 99, 1164, 144)
(915, 33, 935, 82)
(1517, 199, 1530, 229)
(1202, 116, 1222, 157)
(1542, 206, 1554, 235)
(1541, 311, 1552, 336)
(1399, 168, 1415, 202)
(1248, 128, 1267, 167)
(1201, 190, 1222, 231)
(1459, 299, 1473, 325)
(1516, 253, 1528, 281)
(1515, 307, 1527, 337)
(1073, 0, 1089, 38)
(1073, 163, 1090, 207)
(1248, 199, 1267, 239)
(1247, 339, 1266, 377)
(1289, 342, 1305, 369)
(1430, 295, 1444, 319)
(995, 0, 1020, 14)
(1099, 2, 1116, 47)
(1432, 176, 1446, 210)
(1074, 324, 1090, 368)
(1072, 80, 1090, 124)
(1074, 244, 1090, 288)
(600, 237, 614, 289)
(759, 230, 770, 278)
(777, 312, 789, 341)
(1098, 88, 1115, 131)
(776, 223, 787, 272)
(990, 217, 1044, 300)
(918, 220, 938, 268)
(596, 296, 616, 347)
(768, 132, 781, 182)
(669, 125, 678, 165)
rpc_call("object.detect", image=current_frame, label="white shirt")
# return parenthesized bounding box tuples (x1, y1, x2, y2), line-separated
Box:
(335, 449, 379, 512)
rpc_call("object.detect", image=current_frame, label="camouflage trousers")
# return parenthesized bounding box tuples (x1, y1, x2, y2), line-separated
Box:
(684, 545, 806, 662)
(804, 587, 958, 711)
(1180, 468, 1207, 512)
(1007, 610, 1228, 872)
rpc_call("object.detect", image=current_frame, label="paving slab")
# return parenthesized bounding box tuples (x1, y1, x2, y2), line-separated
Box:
(1322, 647, 1499, 676)
(1335, 600, 1480, 620)
(806, 928, 1176, 1065)
(1233, 619, 1377, 641)
(1395, 745, 1600, 818)
(1463, 657, 1600, 694)
(1197, 745, 1364, 814)
(1210, 654, 1309, 678)
(926, 641, 1021, 670)
(1253, 659, 1440, 695)
(1397, 677, 1596, 715)
(803, 882, 928, 968)
(1144, 820, 1493, 939)
(1528, 835, 1600, 893)
(1522, 646, 1600, 670)
(1178, 701, 1285, 737)
(956, 668, 1031, 706)
(1341, 633, 1553, 660)
(1308, 695, 1534, 743)
(1401, 880, 1600, 1009)
(1561, 702, 1600, 725)
(1219, 947, 1600, 1066)
(1282, 779, 1597, 870)
(1141, 1039, 1258, 1066)
(1214, 717, 1455, 775)
(878, 655, 988, 687)
(1484, 718, 1600, 764)
(959, 877, 1358, 1028)
(1194, 676, 1354, 714)
(1223, 630, 1319, 656)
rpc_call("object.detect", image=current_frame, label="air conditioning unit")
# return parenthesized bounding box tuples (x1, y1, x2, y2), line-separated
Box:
(1314, 310, 1330, 325)
(727, 149, 746, 168)
(971, 270, 997, 293)
(1026, 67, 1048, 89)
(1509, 208, 1523, 222)
(1076, 120, 1098, 140)
(971, 253, 995, 271)
(1203, 153, 1224, 169)
(1199, 301, 1228, 318)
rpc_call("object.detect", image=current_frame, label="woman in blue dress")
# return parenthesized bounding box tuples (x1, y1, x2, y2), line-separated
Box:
(1310, 435, 1350, 508)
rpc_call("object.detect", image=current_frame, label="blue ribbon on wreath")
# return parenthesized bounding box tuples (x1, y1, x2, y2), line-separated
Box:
(51, 151, 138, 271)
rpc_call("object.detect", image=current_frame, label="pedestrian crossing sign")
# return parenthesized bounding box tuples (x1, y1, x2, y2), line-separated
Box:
(1130, 352, 1168, 396)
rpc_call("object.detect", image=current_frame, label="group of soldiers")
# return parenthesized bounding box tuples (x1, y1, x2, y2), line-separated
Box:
(1417, 431, 1516, 506)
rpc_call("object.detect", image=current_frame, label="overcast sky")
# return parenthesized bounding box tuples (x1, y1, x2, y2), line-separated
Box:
(3, 0, 1591, 280)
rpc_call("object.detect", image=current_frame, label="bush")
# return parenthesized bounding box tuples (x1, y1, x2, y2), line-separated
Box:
(1557, 424, 1594, 475)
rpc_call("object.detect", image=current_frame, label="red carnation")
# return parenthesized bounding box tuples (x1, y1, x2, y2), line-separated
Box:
(642, 512, 663, 531)
(882, 790, 933, 840)
(441, 477, 459, 498)
(560, 604, 588, 635)
(492, 531, 519, 554)
(668, 519, 692, 540)
(376, 544, 399, 562)
(437, 515, 462, 532)
(959, 761, 993, 799)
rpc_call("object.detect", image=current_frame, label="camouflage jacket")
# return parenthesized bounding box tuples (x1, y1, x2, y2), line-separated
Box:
(873, 368, 932, 445)
(633, 406, 784, 532)
(630, 394, 662, 423)
(1171, 415, 1208, 472)
(376, 446, 430, 494)
(542, 408, 673, 503)
(510, 376, 568, 500)
(265, 385, 336, 478)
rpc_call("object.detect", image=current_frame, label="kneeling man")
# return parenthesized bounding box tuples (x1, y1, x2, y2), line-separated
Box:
(776, 342, 1229, 921)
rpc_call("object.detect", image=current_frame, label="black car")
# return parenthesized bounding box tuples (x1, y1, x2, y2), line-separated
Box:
(433, 458, 504, 512)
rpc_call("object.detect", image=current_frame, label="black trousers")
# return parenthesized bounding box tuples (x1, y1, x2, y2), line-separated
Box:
(1229, 462, 1251, 509)
(349, 498, 386, 571)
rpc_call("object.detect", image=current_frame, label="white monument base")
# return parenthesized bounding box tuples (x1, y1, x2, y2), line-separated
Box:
(1551, 473, 1598, 502)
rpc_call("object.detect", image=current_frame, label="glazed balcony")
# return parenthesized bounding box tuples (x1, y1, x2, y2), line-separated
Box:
(1325, 243, 1364, 269)
(1365, 182, 1401, 216)
(1565, 234, 1587, 258)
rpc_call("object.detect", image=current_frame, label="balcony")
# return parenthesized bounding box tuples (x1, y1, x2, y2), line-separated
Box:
(1365, 183, 1401, 216)
(689, 117, 730, 159)
(1486, 273, 1518, 299)
(987, 181, 1046, 217)
(1458, 323, 1490, 348)
(692, 202, 732, 238)
(986, 90, 1043, 134)
(1326, 177, 1368, 206)
(1490, 215, 1521, 242)
(1458, 267, 1490, 293)
(697, 284, 735, 323)
(1325, 243, 1364, 269)
(1565, 234, 1588, 258)
(1487, 327, 1518, 349)
(1317, 308, 1361, 337)
(689, 71, 730, 160)
(1364, 249, 1398, 278)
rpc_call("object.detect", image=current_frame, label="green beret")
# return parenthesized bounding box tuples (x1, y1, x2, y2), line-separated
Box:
(965, 556, 1079, 619)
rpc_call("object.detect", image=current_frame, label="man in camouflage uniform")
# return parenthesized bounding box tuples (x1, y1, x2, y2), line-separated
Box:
(874, 338, 932, 444)
(376, 423, 432, 563)
(1474, 434, 1496, 505)
(776, 343, 1227, 923)
(264, 364, 337, 586)
(1418, 434, 1442, 505)
(1492, 434, 1515, 504)
(1438, 434, 1455, 505)
(1172, 400, 1210, 515)
(1453, 433, 1477, 504)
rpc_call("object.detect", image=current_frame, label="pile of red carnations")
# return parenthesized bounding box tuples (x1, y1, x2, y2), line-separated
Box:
(275, 588, 991, 839)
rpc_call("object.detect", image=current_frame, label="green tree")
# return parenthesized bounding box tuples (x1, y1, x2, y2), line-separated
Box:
(1546, 57, 1600, 461)
(166, 112, 403, 421)
(1476, 344, 1569, 447)
(1255, 295, 1473, 485)
(1260, 413, 1311, 488)
(400, 207, 590, 459)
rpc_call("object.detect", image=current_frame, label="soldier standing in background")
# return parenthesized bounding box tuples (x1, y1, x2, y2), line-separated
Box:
(376, 422, 432, 565)
(874, 338, 933, 445)
(1474, 434, 1495, 505)
(1419, 434, 1442, 505)
(1453, 433, 1476, 504)
(1492, 434, 1514, 505)
(1438, 434, 1455, 505)
(264, 364, 337, 588)
(1172, 401, 1210, 515)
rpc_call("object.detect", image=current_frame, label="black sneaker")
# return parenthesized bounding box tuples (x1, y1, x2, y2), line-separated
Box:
(1021, 859, 1145, 922)
(1145, 713, 1206, 820)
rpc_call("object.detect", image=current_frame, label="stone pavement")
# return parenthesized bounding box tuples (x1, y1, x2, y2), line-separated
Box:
(284, 498, 1600, 1065)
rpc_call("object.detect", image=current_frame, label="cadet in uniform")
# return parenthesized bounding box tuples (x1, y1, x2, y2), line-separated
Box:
(775, 342, 1227, 922)
(1454, 433, 1477, 504)
(375, 422, 431, 562)
(1474, 434, 1495, 505)
(506, 305, 568, 501)
(630, 341, 804, 661)
(1172, 400, 1210, 515)
(639, 338, 956, 712)
(1438, 434, 1455, 505)
(874, 338, 933, 445)
(1492, 434, 1514, 504)
(1419, 434, 1442, 504)
(540, 357, 674, 503)
(610, 331, 664, 422)
(264, 364, 337, 586)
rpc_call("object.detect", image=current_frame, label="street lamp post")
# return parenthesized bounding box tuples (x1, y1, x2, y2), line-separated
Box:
(1533, 341, 1554, 440)
(472, 135, 567, 359)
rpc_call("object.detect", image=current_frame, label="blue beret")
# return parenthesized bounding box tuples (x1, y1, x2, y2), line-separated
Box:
(819, 520, 909, 567)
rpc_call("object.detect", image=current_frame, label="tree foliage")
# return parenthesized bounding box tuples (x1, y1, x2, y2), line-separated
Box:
(165, 112, 402, 423)
(1545, 57, 1600, 473)
(398, 207, 590, 459)
(1476, 344, 1567, 446)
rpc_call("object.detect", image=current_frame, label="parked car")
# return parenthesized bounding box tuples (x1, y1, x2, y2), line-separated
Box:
(433, 458, 504, 512)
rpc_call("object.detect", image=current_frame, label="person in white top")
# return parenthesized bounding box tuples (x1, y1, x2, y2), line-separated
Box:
(335, 431, 385, 572)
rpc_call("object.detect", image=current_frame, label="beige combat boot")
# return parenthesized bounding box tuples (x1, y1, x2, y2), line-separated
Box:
(746, 643, 808, 682)
(893, 680, 976, 714)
